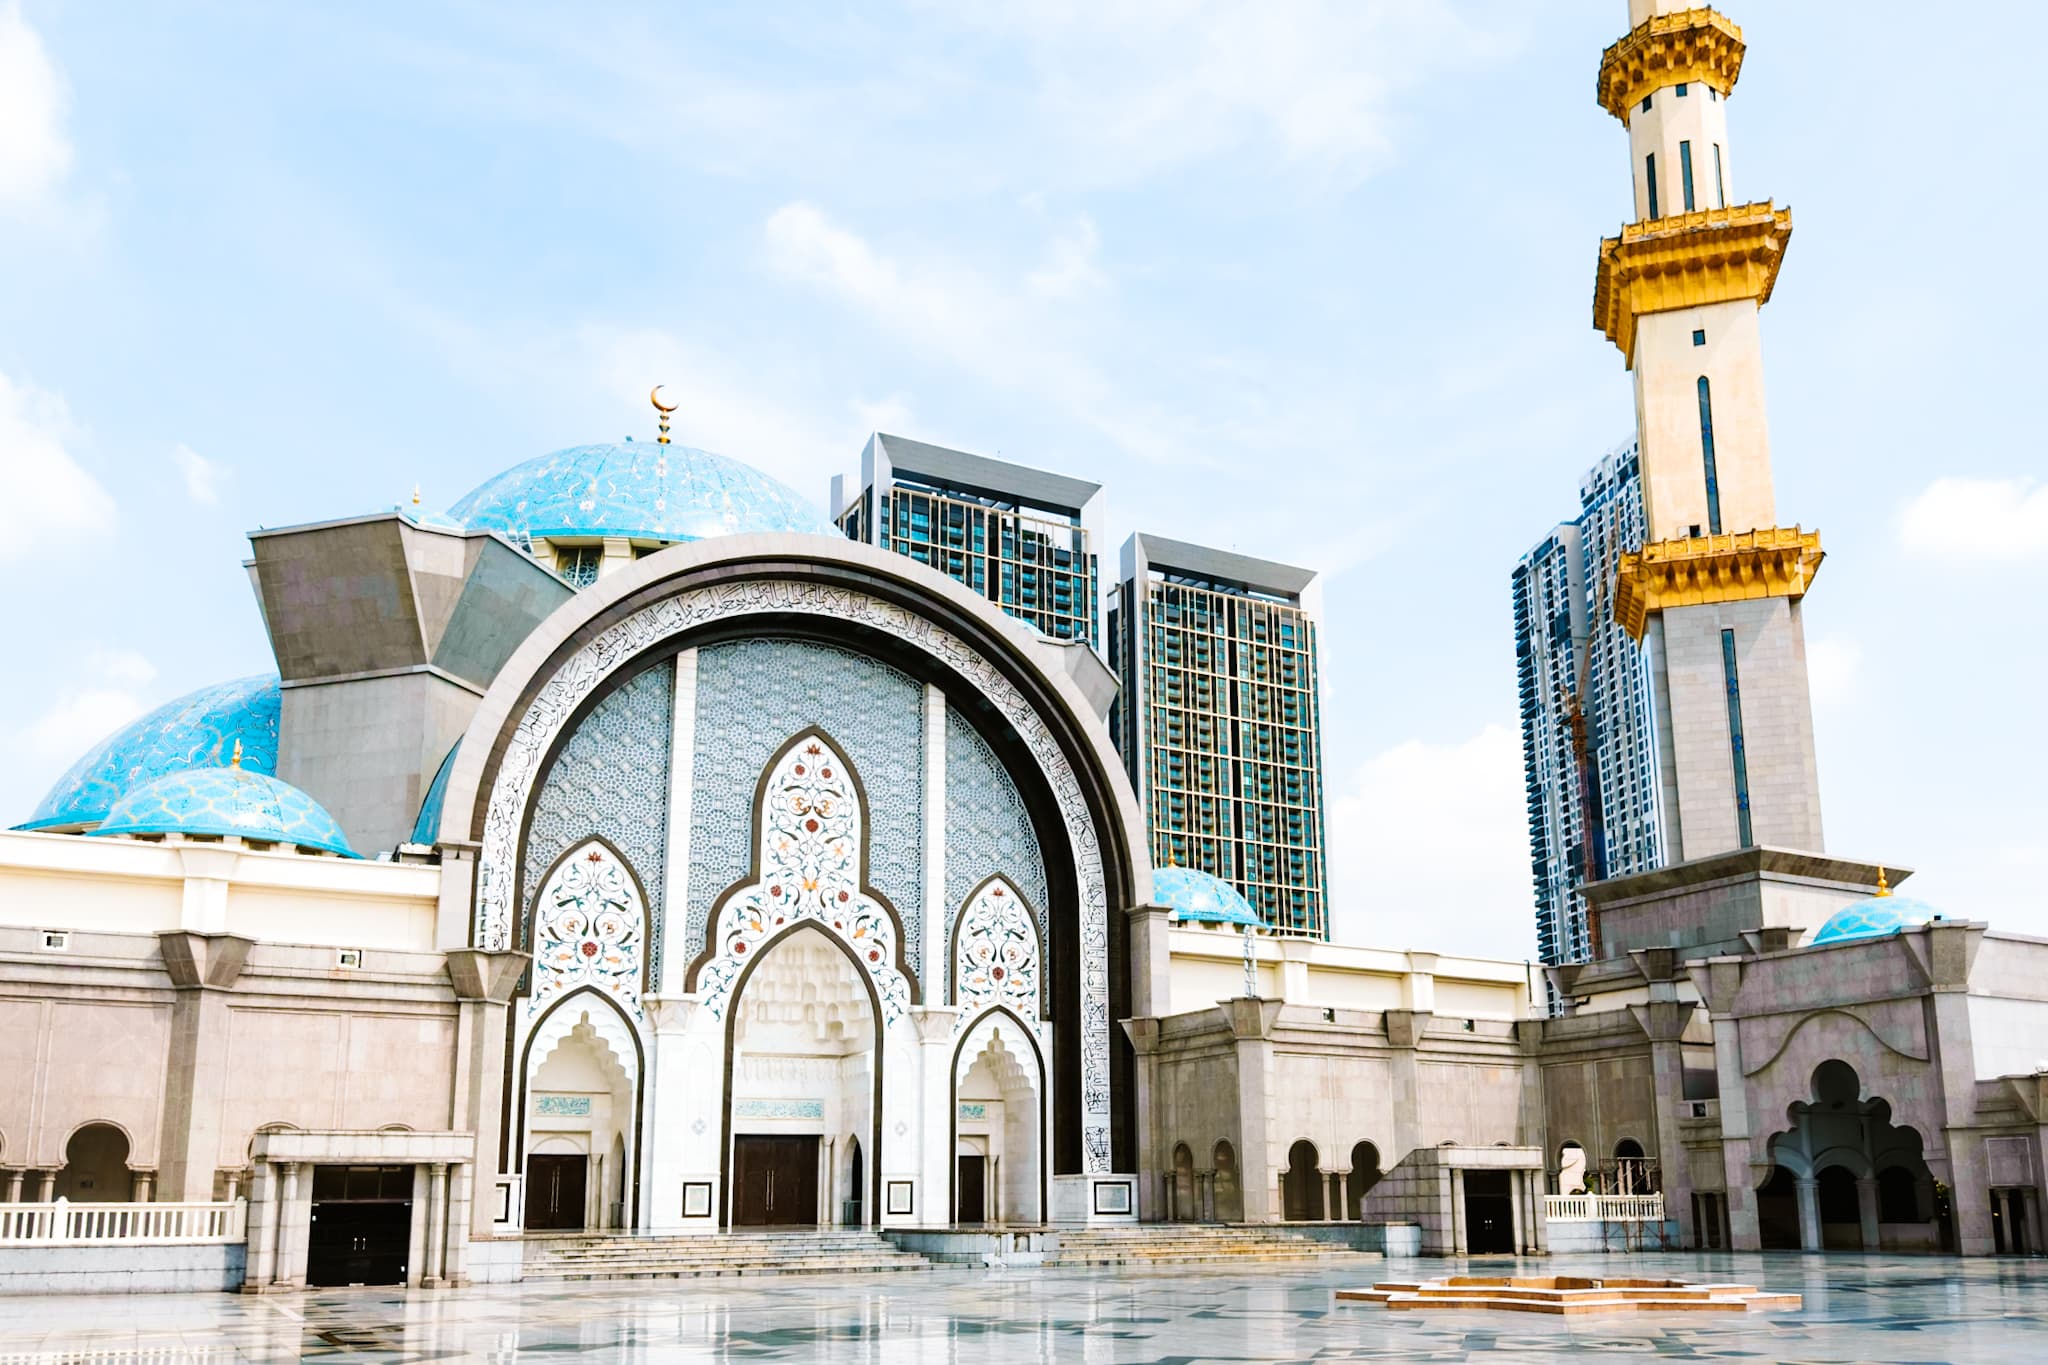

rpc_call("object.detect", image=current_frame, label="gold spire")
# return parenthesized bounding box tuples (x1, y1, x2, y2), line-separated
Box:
(411, 484, 422, 507)
(650, 384, 678, 445)
(1876, 867, 1891, 898)
(230, 739, 244, 770)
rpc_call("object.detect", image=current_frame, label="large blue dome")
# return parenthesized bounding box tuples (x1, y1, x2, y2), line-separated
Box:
(92, 766, 356, 857)
(19, 675, 281, 832)
(447, 441, 834, 547)
(1810, 895, 1943, 945)
(1154, 866, 1262, 927)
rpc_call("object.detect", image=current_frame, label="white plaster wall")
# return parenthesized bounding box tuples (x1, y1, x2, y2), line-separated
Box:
(1627, 82, 1733, 220)
(1633, 300, 1775, 541)
(1965, 996, 2048, 1080)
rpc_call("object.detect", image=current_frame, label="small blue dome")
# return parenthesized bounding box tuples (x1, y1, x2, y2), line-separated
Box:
(1155, 866, 1262, 927)
(409, 740, 460, 846)
(1810, 895, 1942, 945)
(92, 766, 357, 857)
(448, 441, 834, 549)
(19, 675, 281, 832)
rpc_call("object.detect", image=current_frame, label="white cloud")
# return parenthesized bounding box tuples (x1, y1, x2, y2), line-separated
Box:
(173, 442, 226, 505)
(1325, 722, 1534, 961)
(0, 2, 71, 209)
(1805, 636, 1862, 706)
(1900, 477, 2048, 561)
(17, 649, 156, 765)
(0, 370, 116, 560)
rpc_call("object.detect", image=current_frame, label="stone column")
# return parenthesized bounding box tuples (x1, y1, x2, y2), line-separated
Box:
(274, 1163, 302, 1287)
(131, 1170, 155, 1203)
(1925, 923, 1996, 1254)
(445, 1163, 474, 1285)
(155, 928, 254, 1203)
(1226, 999, 1282, 1222)
(444, 948, 531, 1239)
(3, 1171, 20, 1203)
(1508, 1170, 1526, 1254)
(1696, 957, 1761, 1249)
(423, 1164, 450, 1286)
(1794, 1175, 1820, 1252)
(1631, 985, 1698, 1249)
(1852, 1175, 1881, 1251)
(1384, 1010, 1431, 1164)
(35, 1171, 55, 1203)
(1449, 1167, 1467, 1255)
(242, 1162, 278, 1290)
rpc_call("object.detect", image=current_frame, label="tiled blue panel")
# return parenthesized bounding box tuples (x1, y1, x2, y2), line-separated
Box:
(524, 661, 674, 981)
(1811, 896, 1940, 944)
(92, 768, 356, 857)
(944, 706, 1048, 998)
(688, 639, 925, 981)
(1153, 866, 1260, 926)
(448, 442, 834, 549)
(20, 675, 280, 831)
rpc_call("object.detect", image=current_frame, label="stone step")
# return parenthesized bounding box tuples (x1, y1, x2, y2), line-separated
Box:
(530, 1260, 935, 1282)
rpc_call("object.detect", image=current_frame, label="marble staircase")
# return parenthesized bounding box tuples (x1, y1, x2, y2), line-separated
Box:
(1043, 1224, 1381, 1267)
(524, 1229, 934, 1281)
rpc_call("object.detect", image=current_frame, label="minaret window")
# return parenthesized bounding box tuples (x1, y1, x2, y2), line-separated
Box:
(1713, 144, 1727, 208)
(1720, 629, 1755, 848)
(1692, 329, 1706, 347)
(1697, 377, 1723, 535)
(1676, 83, 1689, 97)
(1640, 94, 1652, 114)
(1645, 154, 1659, 219)
(1680, 142, 1696, 212)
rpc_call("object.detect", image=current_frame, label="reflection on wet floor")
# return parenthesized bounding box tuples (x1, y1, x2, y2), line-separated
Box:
(0, 1250, 2044, 1362)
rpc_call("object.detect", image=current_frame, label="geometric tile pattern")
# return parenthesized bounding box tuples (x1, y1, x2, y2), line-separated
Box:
(696, 733, 911, 1025)
(944, 707, 1048, 1002)
(448, 441, 835, 548)
(1153, 866, 1262, 926)
(20, 673, 281, 831)
(529, 839, 645, 1022)
(1810, 895, 1941, 945)
(90, 765, 357, 857)
(688, 639, 924, 986)
(522, 661, 673, 982)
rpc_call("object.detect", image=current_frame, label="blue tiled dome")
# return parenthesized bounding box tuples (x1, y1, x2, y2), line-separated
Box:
(409, 740, 460, 846)
(1154, 866, 1262, 927)
(18, 675, 281, 832)
(1810, 896, 1942, 945)
(92, 766, 357, 857)
(448, 441, 834, 547)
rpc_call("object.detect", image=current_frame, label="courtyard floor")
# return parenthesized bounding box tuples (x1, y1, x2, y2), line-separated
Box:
(0, 1251, 2044, 1363)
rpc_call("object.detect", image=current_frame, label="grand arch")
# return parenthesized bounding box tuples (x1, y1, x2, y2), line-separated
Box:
(437, 534, 1151, 1179)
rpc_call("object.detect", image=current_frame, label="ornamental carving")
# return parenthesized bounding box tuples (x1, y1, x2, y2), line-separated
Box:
(473, 576, 1116, 1172)
(529, 840, 645, 1021)
(695, 733, 912, 1025)
(954, 877, 1042, 1027)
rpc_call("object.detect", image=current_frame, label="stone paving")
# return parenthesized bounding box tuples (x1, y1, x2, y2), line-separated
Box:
(0, 1251, 2043, 1362)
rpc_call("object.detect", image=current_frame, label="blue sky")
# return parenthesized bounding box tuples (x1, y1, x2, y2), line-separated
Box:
(2, 1, 2042, 955)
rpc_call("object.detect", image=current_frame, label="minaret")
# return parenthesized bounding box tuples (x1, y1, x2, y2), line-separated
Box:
(1595, 1, 1825, 860)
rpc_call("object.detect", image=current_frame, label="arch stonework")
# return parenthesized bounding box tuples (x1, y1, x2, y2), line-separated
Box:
(443, 535, 1151, 1175)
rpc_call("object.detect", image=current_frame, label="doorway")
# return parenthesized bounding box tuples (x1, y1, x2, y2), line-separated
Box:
(308, 1165, 414, 1287)
(1462, 1170, 1515, 1253)
(957, 1153, 988, 1223)
(733, 1135, 820, 1226)
(524, 1153, 588, 1231)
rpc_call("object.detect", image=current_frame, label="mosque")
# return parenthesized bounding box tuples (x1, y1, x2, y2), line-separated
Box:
(1, 0, 2045, 1296)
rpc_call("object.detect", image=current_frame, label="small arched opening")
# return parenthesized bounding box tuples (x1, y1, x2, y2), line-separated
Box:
(1557, 1140, 1587, 1195)
(1212, 1141, 1242, 1222)
(1612, 1137, 1652, 1194)
(1282, 1140, 1323, 1221)
(59, 1123, 132, 1203)
(1345, 1142, 1382, 1221)
(1170, 1143, 1196, 1222)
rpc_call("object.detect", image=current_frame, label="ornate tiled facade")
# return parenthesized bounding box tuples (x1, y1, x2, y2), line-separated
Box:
(944, 707, 1048, 1000)
(522, 662, 672, 977)
(952, 876, 1041, 1026)
(529, 840, 646, 1022)
(687, 639, 925, 982)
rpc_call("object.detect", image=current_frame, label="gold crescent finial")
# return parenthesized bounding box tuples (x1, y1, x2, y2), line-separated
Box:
(650, 384, 677, 445)
(230, 739, 244, 770)
(1875, 867, 1890, 898)
(411, 483, 422, 507)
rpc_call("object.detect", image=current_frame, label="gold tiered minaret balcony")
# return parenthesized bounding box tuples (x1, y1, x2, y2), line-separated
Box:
(1592, 1, 1827, 860)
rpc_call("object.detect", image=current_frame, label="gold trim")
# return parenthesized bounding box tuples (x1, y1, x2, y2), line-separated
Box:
(1612, 526, 1823, 640)
(1597, 7, 1745, 123)
(1593, 201, 1792, 364)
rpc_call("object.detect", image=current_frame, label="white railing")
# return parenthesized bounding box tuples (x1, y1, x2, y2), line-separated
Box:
(1543, 1193, 1664, 1223)
(0, 1198, 247, 1246)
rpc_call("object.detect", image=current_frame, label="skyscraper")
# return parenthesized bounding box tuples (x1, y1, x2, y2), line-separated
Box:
(1595, 1, 1825, 859)
(1514, 440, 1666, 989)
(1109, 534, 1327, 938)
(830, 433, 1105, 647)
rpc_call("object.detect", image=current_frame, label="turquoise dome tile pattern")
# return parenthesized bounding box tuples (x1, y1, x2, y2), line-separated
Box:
(19, 675, 281, 832)
(1810, 896, 1942, 945)
(448, 442, 834, 547)
(1154, 866, 1262, 927)
(410, 740, 460, 846)
(92, 767, 357, 857)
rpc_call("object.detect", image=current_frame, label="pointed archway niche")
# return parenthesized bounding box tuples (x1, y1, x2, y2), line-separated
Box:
(953, 1011, 1045, 1224)
(521, 995, 639, 1231)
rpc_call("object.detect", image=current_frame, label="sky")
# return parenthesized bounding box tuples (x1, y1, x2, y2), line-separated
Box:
(1, 1, 2043, 957)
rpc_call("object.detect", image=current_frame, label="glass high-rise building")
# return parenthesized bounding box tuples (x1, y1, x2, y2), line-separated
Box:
(1109, 534, 1327, 938)
(1513, 439, 1666, 1000)
(830, 434, 1104, 646)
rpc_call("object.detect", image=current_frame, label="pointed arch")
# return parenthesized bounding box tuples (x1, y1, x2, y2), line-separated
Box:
(525, 834, 652, 1022)
(949, 1006, 1049, 1223)
(688, 727, 917, 1020)
(515, 985, 646, 1225)
(950, 873, 1046, 1022)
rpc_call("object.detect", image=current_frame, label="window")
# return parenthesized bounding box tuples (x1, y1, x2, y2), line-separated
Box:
(554, 544, 602, 587)
(1692, 329, 1706, 347)
(1721, 628, 1754, 849)
(1645, 153, 1659, 219)
(1709, 86, 1719, 101)
(1697, 376, 1722, 534)
(1640, 94, 1652, 114)
(1713, 143, 1727, 208)
(1680, 141, 1696, 212)
(1676, 83, 1689, 97)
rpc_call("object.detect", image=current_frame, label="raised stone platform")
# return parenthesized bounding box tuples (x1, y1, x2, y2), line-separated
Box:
(1338, 1275, 1801, 1315)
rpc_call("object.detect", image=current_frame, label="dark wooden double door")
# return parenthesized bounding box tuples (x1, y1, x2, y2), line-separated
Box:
(733, 1136, 819, 1226)
(525, 1153, 588, 1231)
(307, 1164, 413, 1287)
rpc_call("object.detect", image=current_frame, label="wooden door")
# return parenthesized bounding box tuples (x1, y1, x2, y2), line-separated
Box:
(733, 1136, 819, 1226)
(525, 1154, 588, 1231)
(957, 1155, 987, 1223)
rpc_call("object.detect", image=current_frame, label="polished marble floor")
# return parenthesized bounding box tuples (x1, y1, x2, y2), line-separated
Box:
(0, 1251, 2044, 1363)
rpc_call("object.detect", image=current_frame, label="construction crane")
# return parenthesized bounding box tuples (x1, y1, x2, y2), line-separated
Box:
(1557, 562, 1611, 960)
